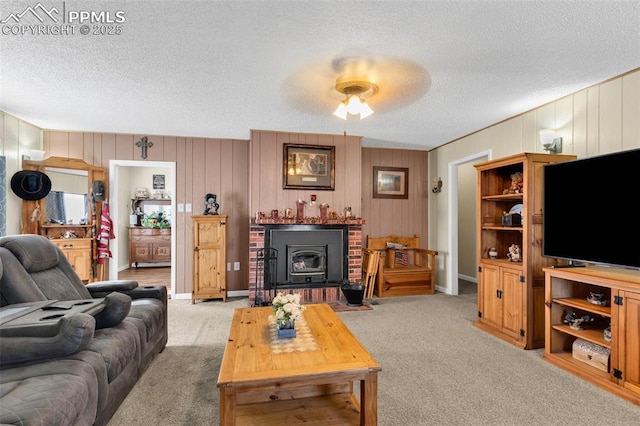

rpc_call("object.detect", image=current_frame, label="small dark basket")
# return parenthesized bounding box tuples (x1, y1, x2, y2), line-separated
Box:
(341, 283, 366, 307)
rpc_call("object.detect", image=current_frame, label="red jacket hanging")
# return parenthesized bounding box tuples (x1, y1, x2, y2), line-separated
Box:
(97, 202, 115, 264)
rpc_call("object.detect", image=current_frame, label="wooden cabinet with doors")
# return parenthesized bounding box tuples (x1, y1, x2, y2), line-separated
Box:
(50, 238, 92, 282)
(477, 262, 525, 342)
(474, 153, 575, 349)
(192, 215, 227, 303)
(544, 266, 640, 406)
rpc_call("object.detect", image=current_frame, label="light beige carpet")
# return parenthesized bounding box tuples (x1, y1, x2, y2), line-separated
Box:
(108, 291, 640, 425)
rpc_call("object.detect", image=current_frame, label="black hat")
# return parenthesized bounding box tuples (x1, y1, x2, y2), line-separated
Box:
(92, 180, 105, 201)
(10, 170, 52, 200)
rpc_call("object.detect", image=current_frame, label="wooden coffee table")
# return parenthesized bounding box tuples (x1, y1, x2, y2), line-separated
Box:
(217, 303, 381, 425)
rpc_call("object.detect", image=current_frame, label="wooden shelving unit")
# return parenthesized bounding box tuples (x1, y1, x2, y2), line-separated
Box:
(474, 153, 576, 349)
(544, 266, 640, 405)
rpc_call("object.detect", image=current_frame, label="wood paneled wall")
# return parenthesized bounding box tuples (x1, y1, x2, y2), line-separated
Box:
(361, 148, 430, 243)
(42, 131, 250, 295)
(428, 69, 640, 291)
(249, 130, 363, 218)
(34, 129, 431, 294)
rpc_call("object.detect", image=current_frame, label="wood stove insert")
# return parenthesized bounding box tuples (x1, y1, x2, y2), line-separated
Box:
(264, 225, 348, 290)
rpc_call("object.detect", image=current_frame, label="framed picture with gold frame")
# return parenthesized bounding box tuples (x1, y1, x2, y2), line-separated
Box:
(373, 166, 409, 199)
(283, 144, 335, 190)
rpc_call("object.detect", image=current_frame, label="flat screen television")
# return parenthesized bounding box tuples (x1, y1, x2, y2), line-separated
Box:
(543, 148, 640, 270)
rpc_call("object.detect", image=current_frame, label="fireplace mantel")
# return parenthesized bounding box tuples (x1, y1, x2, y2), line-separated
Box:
(253, 218, 365, 225)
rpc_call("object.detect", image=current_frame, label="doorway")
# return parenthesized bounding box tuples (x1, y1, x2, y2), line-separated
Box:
(108, 160, 176, 298)
(446, 150, 491, 295)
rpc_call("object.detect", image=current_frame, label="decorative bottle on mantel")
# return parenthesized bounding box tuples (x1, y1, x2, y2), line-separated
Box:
(296, 200, 306, 221)
(320, 204, 329, 222)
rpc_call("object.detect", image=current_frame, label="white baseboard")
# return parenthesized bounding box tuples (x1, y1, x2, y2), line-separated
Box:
(435, 284, 449, 294)
(173, 293, 191, 300)
(118, 263, 171, 272)
(459, 273, 477, 283)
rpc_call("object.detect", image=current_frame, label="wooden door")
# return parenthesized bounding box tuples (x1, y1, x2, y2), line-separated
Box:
(153, 243, 171, 262)
(195, 247, 223, 294)
(67, 247, 91, 281)
(618, 290, 640, 395)
(52, 239, 92, 282)
(133, 244, 152, 262)
(479, 263, 501, 329)
(193, 217, 227, 302)
(500, 266, 524, 340)
(194, 220, 225, 247)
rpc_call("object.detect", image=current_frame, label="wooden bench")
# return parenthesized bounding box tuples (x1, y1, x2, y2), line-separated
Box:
(367, 235, 438, 297)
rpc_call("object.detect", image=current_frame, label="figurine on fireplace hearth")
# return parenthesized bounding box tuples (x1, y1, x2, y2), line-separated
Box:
(203, 193, 220, 215)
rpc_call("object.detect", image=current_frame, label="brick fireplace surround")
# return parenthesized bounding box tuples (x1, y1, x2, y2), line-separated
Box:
(249, 219, 364, 304)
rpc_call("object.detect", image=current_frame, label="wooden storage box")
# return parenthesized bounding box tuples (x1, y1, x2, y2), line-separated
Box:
(572, 338, 610, 372)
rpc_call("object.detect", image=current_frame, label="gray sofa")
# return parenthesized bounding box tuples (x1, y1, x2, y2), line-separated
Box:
(0, 234, 168, 425)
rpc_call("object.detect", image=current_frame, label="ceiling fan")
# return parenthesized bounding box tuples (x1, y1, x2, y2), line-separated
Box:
(283, 54, 432, 118)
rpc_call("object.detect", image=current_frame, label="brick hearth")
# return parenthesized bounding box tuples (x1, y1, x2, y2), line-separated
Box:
(249, 219, 364, 304)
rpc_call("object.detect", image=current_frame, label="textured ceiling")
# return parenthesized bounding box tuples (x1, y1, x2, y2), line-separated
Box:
(1, 1, 639, 150)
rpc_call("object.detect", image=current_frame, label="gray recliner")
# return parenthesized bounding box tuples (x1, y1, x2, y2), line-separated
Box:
(0, 234, 167, 371)
(0, 234, 168, 425)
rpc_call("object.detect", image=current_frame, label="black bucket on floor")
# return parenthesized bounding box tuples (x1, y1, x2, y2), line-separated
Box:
(341, 283, 365, 307)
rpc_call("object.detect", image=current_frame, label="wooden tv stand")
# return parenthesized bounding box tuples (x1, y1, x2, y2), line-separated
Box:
(544, 266, 640, 406)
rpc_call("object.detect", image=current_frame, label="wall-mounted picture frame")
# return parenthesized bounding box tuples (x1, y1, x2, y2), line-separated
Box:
(283, 144, 335, 190)
(152, 174, 165, 189)
(373, 166, 409, 199)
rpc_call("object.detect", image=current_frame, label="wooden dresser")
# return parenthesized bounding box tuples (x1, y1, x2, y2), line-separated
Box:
(128, 227, 171, 268)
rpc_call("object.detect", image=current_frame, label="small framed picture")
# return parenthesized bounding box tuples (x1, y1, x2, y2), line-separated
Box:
(152, 174, 165, 189)
(373, 166, 409, 199)
(283, 144, 335, 190)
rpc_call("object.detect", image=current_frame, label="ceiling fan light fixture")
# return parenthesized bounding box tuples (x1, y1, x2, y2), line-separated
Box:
(345, 95, 364, 114)
(358, 99, 374, 118)
(333, 101, 348, 119)
(333, 78, 378, 120)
